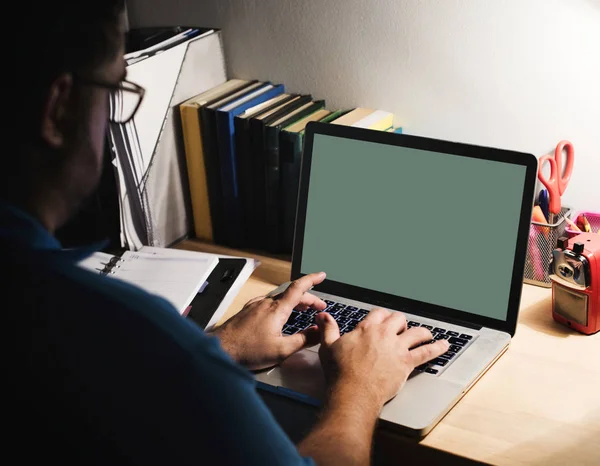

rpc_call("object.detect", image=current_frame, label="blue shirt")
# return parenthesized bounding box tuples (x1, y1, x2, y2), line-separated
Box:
(3, 202, 314, 465)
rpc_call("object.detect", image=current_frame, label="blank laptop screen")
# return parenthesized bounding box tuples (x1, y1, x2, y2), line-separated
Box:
(300, 134, 527, 322)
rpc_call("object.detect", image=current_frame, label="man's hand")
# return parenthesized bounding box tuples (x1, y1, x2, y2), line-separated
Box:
(298, 308, 449, 465)
(211, 272, 327, 370)
(317, 308, 449, 409)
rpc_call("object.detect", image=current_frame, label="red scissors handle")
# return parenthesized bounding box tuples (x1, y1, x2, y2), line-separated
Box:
(538, 155, 562, 214)
(554, 140, 574, 194)
(537, 140, 575, 215)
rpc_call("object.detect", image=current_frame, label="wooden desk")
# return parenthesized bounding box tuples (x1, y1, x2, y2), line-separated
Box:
(179, 240, 600, 465)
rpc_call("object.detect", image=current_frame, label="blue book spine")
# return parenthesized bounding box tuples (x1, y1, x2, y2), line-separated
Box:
(215, 83, 285, 245)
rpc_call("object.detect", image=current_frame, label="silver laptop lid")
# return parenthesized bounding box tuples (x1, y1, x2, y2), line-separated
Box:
(291, 123, 538, 335)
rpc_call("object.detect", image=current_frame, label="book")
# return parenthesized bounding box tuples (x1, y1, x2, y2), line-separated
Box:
(234, 94, 297, 246)
(199, 81, 263, 243)
(329, 107, 375, 126)
(351, 109, 394, 130)
(76, 246, 258, 331)
(263, 99, 326, 252)
(247, 95, 312, 249)
(279, 108, 332, 252)
(179, 79, 251, 242)
(214, 82, 286, 247)
(318, 109, 350, 124)
(329, 107, 395, 130)
(77, 246, 219, 313)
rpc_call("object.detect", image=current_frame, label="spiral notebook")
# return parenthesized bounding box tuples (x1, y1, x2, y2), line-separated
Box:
(77, 246, 220, 314)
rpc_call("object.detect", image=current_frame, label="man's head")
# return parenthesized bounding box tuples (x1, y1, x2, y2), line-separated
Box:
(8, 0, 128, 231)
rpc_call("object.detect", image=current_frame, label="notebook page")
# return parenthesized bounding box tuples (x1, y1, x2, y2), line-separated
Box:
(76, 247, 258, 319)
(106, 250, 218, 313)
(137, 246, 221, 260)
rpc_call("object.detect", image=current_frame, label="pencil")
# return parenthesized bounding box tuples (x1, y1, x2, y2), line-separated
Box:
(564, 216, 581, 232)
(577, 214, 592, 233)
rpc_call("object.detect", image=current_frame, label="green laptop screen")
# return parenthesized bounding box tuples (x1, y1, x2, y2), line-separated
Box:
(300, 134, 527, 321)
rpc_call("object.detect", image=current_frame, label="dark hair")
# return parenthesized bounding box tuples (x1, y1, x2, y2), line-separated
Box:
(13, 0, 125, 141)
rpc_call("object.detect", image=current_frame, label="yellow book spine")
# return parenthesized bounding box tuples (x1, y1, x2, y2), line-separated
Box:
(368, 113, 394, 131)
(180, 104, 213, 241)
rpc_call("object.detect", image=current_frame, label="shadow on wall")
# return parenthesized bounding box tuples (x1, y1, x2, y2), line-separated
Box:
(586, 0, 600, 8)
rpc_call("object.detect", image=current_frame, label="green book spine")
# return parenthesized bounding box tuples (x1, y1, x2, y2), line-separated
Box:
(264, 100, 325, 252)
(318, 109, 349, 123)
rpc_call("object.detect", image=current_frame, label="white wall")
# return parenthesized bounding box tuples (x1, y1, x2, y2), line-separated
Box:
(128, 0, 600, 212)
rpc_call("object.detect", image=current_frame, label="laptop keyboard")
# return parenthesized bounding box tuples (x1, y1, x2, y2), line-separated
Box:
(283, 299, 368, 336)
(283, 299, 476, 376)
(407, 320, 474, 375)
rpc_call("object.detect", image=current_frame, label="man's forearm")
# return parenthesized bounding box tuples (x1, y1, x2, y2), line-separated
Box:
(298, 387, 382, 466)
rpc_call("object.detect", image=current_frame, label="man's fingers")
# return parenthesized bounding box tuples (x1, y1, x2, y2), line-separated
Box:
(397, 326, 433, 349)
(385, 311, 407, 334)
(299, 325, 321, 348)
(244, 296, 265, 308)
(357, 307, 390, 328)
(275, 272, 326, 309)
(316, 312, 340, 347)
(281, 325, 321, 355)
(294, 292, 327, 312)
(410, 340, 450, 367)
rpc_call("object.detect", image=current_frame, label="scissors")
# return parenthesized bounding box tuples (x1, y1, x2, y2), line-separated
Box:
(537, 140, 575, 223)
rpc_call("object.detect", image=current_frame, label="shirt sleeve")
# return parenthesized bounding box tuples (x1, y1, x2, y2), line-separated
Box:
(184, 336, 318, 466)
(100, 296, 316, 465)
(59, 266, 316, 465)
(20, 241, 317, 466)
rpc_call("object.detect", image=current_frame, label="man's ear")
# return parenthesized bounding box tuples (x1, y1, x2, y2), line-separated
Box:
(40, 73, 74, 149)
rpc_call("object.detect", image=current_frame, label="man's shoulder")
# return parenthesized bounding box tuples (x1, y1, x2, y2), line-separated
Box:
(60, 256, 256, 380)
(64, 259, 218, 348)
(8, 247, 211, 353)
(67, 259, 175, 313)
(34, 251, 179, 318)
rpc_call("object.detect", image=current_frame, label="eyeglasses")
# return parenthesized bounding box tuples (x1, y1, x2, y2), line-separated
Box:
(77, 77, 145, 124)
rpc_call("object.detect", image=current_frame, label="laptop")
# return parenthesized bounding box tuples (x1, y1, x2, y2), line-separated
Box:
(255, 121, 538, 437)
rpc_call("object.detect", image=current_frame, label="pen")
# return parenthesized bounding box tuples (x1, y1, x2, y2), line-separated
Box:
(537, 189, 550, 223)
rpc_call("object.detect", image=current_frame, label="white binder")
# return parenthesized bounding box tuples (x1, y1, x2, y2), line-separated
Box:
(108, 29, 228, 250)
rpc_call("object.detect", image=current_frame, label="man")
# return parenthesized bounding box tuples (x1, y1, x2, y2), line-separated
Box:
(7, 2, 448, 464)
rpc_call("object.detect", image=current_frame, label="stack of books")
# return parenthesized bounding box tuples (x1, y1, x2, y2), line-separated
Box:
(179, 79, 401, 254)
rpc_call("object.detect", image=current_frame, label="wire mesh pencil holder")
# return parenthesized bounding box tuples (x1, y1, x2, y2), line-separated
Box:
(523, 207, 571, 288)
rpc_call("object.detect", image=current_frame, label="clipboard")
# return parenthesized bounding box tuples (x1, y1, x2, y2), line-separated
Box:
(186, 258, 249, 329)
